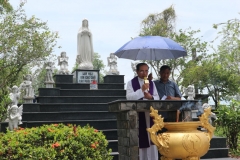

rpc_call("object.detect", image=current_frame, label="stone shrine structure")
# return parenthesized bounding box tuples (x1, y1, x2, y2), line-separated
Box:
(76, 19, 94, 70)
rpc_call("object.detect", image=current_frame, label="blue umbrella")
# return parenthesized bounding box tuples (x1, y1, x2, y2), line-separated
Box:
(115, 36, 187, 60)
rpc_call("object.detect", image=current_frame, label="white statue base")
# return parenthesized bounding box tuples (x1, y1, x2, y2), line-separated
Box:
(23, 97, 34, 103)
(78, 62, 93, 70)
(45, 81, 55, 88)
(107, 70, 119, 75)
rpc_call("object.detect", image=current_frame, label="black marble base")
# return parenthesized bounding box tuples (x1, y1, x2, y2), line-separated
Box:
(104, 75, 124, 83)
(54, 74, 73, 83)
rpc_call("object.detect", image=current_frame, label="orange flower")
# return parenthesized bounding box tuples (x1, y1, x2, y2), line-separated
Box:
(52, 142, 60, 148)
(73, 126, 77, 134)
(91, 143, 96, 149)
(94, 129, 98, 132)
(48, 128, 54, 132)
(54, 142, 60, 147)
(53, 124, 58, 127)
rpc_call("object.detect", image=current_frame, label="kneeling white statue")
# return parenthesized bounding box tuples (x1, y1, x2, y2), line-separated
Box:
(58, 52, 69, 74)
(20, 74, 34, 98)
(184, 84, 195, 100)
(107, 53, 119, 75)
(7, 105, 23, 131)
(8, 85, 21, 106)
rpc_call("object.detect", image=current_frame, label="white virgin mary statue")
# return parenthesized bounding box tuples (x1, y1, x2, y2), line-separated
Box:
(77, 19, 94, 70)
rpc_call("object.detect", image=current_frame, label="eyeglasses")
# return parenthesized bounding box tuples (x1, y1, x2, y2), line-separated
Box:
(139, 70, 149, 74)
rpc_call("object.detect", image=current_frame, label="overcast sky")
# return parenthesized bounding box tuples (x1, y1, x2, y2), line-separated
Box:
(9, 0, 240, 85)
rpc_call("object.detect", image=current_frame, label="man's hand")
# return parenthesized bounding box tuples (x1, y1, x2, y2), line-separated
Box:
(144, 92, 153, 99)
(166, 96, 181, 100)
(141, 83, 149, 92)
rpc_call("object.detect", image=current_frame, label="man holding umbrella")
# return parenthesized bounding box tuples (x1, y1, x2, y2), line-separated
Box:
(126, 62, 159, 160)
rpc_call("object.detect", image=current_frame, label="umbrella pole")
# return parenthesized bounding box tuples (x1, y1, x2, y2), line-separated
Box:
(150, 49, 153, 73)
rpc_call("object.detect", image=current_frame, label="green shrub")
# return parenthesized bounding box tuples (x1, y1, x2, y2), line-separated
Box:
(0, 124, 113, 160)
(216, 100, 240, 155)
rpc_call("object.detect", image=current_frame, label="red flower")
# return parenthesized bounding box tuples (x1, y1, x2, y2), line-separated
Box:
(94, 129, 98, 132)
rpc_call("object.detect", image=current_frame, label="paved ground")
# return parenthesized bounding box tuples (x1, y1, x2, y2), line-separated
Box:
(202, 158, 239, 160)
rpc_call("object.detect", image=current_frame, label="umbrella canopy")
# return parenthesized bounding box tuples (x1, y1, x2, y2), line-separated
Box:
(115, 36, 187, 61)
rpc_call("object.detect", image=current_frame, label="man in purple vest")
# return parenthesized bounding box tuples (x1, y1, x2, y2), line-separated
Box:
(126, 63, 159, 160)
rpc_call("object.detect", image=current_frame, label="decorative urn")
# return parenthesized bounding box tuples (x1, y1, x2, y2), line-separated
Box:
(147, 106, 215, 160)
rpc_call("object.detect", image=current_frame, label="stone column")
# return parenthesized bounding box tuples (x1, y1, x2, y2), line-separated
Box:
(117, 110, 138, 160)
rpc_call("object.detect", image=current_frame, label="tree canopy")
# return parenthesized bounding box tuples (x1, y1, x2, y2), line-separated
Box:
(0, 2, 59, 121)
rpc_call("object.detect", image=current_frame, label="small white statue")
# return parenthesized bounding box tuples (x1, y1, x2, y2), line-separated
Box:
(45, 62, 54, 82)
(7, 105, 23, 131)
(202, 103, 218, 125)
(20, 74, 34, 98)
(184, 84, 195, 100)
(131, 62, 138, 77)
(58, 52, 69, 74)
(76, 19, 94, 70)
(8, 85, 21, 106)
(107, 53, 119, 75)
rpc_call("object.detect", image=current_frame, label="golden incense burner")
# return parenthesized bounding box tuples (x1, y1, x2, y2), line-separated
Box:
(147, 106, 215, 160)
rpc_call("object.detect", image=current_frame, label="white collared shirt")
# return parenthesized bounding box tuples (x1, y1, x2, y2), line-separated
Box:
(126, 77, 159, 100)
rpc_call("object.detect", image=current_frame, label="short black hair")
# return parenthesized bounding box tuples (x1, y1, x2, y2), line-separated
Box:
(136, 63, 148, 71)
(160, 65, 171, 72)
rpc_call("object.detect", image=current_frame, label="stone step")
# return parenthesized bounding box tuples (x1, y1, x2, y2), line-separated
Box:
(22, 111, 116, 121)
(38, 88, 126, 96)
(201, 148, 229, 159)
(60, 89, 126, 96)
(110, 152, 118, 160)
(55, 83, 125, 89)
(23, 103, 110, 112)
(108, 140, 118, 152)
(101, 129, 118, 140)
(210, 136, 227, 148)
(37, 96, 126, 103)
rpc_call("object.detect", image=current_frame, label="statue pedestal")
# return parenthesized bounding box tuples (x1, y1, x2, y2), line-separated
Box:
(23, 97, 34, 103)
(45, 81, 55, 88)
(72, 69, 99, 83)
(108, 100, 198, 160)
